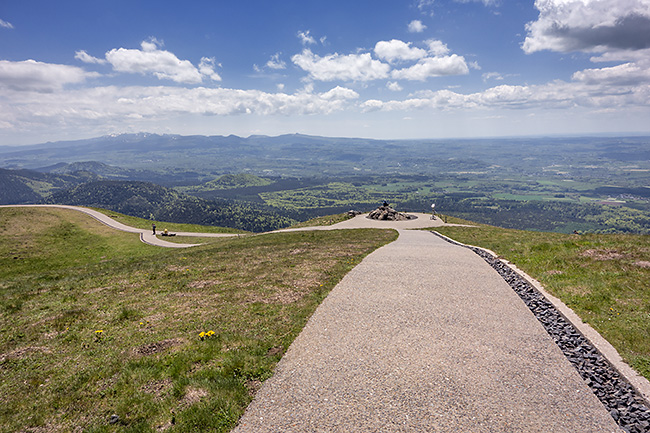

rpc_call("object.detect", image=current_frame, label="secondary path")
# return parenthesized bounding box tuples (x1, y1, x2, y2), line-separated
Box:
(0, 204, 237, 248)
(234, 229, 621, 432)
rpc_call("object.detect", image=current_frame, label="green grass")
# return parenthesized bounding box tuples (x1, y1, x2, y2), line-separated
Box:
(434, 223, 650, 381)
(0, 207, 397, 433)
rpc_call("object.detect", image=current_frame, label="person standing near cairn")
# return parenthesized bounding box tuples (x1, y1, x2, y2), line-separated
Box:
(152, 223, 156, 235)
(431, 203, 436, 220)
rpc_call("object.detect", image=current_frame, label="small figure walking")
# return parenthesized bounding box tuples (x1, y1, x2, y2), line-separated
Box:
(152, 223, 156, 235)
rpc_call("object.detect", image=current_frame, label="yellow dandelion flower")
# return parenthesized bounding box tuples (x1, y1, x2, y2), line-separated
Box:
(199, 331, 205, 339)
(95, 330, 103, 334)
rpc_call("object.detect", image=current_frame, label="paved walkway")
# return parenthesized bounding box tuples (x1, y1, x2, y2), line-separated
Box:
(0, 205, 625, 430)
(234, 229, 621, 432)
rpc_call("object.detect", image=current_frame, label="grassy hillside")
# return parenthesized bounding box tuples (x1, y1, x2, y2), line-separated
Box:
(0, 207, 397, 433)
(434, 222, 650, 381)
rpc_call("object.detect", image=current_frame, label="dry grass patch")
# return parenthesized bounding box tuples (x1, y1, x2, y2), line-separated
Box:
(580, 248, 627, 260)
(141, 378, 173, 399)
(134, 338, 185, 356)
(1, 207, 397, 433)
(180, 387, 210, 408)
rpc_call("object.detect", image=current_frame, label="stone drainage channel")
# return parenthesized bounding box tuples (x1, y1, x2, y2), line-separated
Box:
(432, 231, 650, 433)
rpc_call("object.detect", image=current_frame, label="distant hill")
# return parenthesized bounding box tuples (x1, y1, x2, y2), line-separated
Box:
(0, 168, 43, 204)
(33, 160, 204, 187)
(0, 167, 93, 205)
(46, 180, 295, 232)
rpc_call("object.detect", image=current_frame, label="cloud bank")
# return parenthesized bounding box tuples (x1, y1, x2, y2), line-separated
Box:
(77, 39, 222, 84)
(523, 0, 650, 55)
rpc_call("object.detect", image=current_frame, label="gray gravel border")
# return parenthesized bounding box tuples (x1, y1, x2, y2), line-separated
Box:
(431, 231, 650, 433)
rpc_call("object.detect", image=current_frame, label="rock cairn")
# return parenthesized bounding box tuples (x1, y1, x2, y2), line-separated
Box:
(367, 205, 416, 221)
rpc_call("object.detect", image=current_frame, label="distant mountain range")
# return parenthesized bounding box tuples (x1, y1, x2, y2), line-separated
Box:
(2, 132, 650, 234)
(5, 132, 647, 178)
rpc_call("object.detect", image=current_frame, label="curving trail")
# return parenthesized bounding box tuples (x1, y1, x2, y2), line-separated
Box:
(0, 204, 236, 248)
(0, 205, 457, 248)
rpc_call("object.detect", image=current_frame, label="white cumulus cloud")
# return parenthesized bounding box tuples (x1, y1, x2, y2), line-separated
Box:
(523, 0, 650, 55)
(572, 62, 650, 85)
(374, 39, 428, 63)
(75, 50, 108, 65)
(198, 57, 222, 81)
(425, 39, 450, 56)
(408, 20, 427, 33)
(104, 39, 211, 84)
(391, 55, 469, 80)
(266, 53, 287, 70)
(387, 81, 403, 91)
(291, 49, 390, 81)
(0, 59, 98, 92)
(75, 39, 222, 84)
(298, 30, 317, 45)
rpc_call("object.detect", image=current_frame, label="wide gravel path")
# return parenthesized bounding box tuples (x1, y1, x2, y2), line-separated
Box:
(233, 228, 621, 432)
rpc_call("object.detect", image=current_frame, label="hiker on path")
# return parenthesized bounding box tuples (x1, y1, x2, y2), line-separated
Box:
(152, 223, 156, 235)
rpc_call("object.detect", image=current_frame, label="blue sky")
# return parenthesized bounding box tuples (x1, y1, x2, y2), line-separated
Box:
(1, 0, 650, 145)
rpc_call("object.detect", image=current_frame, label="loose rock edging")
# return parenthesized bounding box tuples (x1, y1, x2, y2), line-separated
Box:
(432, 231, 650, 433)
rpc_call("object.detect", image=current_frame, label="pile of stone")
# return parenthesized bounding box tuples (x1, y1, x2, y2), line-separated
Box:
(366, 205, 416, 221)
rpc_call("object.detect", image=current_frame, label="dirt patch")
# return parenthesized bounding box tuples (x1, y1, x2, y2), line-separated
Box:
(244, 289, 304, 305)
(179, 387, 209, 408)
(245, 379, 262, 397)
(634, 260, 650, 268)
(187, 280, 221, 289)
(581, 248, 626, 261)
(167, 265, 190, 272)
(563, 285, 591, 296)
(84, 286, 111, 294)
(266, 346, 283, 357)
(1, 346, 51, 363)
(134, 338, 184, 356)
(141, 378, 173, 399)
(545, 270, 564, 276)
